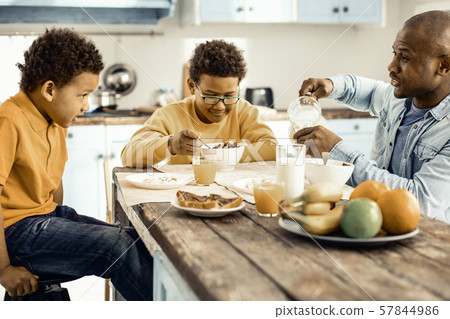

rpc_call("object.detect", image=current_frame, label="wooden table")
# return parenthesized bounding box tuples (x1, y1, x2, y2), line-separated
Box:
(113, 167, 450, 301)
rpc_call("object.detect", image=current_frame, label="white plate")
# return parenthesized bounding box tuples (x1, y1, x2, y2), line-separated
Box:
(279, 218, 419, 247)
(125, 173, 192, 190)
(170, 199, 245, 217)
(232, 176, 276, 195)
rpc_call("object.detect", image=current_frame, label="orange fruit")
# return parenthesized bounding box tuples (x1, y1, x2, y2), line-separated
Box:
(349, 180, 391, 202)
(377, 189, 421, 235)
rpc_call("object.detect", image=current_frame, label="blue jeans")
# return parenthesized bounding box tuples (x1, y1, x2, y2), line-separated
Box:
(4, 205, 153, 301)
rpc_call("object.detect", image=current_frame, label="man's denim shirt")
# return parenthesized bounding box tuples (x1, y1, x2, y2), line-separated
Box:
(328, 75, 450, 224)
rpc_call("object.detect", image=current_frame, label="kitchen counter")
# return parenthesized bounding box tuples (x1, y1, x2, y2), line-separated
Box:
(260, 108, 375, 121)
(72, 113, 150, 126)
(72, 107, 374, 126)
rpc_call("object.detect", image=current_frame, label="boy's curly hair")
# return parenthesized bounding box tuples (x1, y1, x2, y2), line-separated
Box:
(17, 28, 104, 93)
(189, 40, 247, 83)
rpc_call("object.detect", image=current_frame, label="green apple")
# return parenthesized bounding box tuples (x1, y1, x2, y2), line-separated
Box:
(340, 198, 382, 238)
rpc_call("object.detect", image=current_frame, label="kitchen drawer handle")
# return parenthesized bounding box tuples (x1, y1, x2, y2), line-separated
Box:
(354, 124, 360, 130)
(343, 6, 349, 13)
(98, 154, 104, 159)
(333, 7, 339, 13)
(68, 133, 74, 138)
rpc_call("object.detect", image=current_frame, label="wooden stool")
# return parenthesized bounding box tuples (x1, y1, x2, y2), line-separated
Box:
(3, 275, 81, 301)
(4, 283, 70, 301)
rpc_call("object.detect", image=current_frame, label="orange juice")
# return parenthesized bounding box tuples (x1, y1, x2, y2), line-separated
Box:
(253, 182, 284, 217)
(192, 160, 217, 185)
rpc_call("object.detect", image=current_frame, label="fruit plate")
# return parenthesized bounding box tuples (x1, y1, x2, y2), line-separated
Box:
(171, 199, 245, 218)
(125, 173, 192, 190)
(278, 218, 419, 247)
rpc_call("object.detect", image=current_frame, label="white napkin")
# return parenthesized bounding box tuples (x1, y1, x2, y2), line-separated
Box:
(159, 162, 277, 204)
(116, 172, 238, 207)
(117, 161, 353, 207)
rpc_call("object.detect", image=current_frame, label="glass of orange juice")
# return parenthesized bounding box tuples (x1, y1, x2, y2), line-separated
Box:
(253, 181, 284, 217)
(192, 156, 217, 185)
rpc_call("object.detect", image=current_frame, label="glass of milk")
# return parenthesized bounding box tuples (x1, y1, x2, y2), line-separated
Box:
(276, 144, 306, 202)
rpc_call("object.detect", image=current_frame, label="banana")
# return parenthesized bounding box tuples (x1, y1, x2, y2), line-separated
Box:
(282, 201, 334, 215)
(292, 182, 343, 203)
(303, 202, 334, 215)
(284, 206, 344, 235)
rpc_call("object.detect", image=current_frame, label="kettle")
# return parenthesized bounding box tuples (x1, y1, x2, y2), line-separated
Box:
(245, 87, 274, 108)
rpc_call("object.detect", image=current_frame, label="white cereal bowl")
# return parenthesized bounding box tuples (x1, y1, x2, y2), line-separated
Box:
(201, 144, 245, 171)
(305, 158, 354, 185)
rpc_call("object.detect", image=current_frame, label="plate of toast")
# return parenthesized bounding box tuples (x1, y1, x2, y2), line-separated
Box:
(172, 191, 245, 217)
(125, 173, 192, 190)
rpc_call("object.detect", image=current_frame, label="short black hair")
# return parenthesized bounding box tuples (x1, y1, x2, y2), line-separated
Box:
(17, 28, 104, 93)
(189, 39, 247, 83)
(403, 10, 450, 56)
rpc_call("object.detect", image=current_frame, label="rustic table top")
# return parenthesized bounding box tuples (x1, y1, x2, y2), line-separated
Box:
(113, 167, 450, 301)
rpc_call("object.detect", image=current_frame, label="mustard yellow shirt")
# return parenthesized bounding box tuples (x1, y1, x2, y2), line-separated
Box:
(0, 91, 68, 228)
(121, 96, 277, 167)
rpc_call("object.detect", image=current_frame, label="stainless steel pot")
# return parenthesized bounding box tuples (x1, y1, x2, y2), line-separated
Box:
(90, 86, 120, 109)
(89, 63, 137, 110)
(104, 63, 137, 96)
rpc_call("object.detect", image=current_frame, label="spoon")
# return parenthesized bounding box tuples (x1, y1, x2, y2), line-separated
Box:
(198, 138, 211, 149)
(321, 152, 330, 165)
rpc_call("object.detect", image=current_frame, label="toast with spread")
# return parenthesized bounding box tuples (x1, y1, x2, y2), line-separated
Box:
(176, 191, 243, 209)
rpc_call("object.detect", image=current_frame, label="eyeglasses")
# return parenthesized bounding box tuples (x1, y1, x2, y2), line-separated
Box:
(194, 81, 240, 105)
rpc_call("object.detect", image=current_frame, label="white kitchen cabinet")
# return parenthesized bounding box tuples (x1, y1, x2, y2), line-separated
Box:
(199, 0, 294, 23)
(298, 0, 382, 24)
(106, 124, 142, 170)
(265, 117, 377, 157)
(62, 124, 141, 221)
(63, 126, 107, 220)
(327, 118, 378, 158)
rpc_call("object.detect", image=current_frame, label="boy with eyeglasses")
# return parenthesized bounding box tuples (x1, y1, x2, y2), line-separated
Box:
(121, 39, 277, 167)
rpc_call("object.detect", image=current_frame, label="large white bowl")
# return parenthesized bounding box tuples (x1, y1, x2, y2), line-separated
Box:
(201, 144, 245, 171)
(305, 158, 354, 185)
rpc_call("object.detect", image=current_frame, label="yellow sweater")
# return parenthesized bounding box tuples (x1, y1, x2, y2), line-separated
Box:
(121, 96, 277, 167)
(0, 92, 67, 228)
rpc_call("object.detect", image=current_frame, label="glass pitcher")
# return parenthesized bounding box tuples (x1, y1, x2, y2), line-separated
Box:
(287, 95, 322, 138)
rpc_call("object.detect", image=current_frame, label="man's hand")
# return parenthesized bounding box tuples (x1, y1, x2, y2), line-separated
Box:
(293, 126, 342, 156)
(168, 130, 201, 156)
(299, 78, 334, 100)
(0, 264, 39, 296)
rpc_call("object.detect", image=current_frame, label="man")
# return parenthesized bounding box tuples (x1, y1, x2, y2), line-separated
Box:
(294, 10, 450, 223)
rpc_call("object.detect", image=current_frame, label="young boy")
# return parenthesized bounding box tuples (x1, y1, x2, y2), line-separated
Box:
(121, 39, 277, 168)
(0, 28, 153, 300)
(294, 11, 450, 223)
